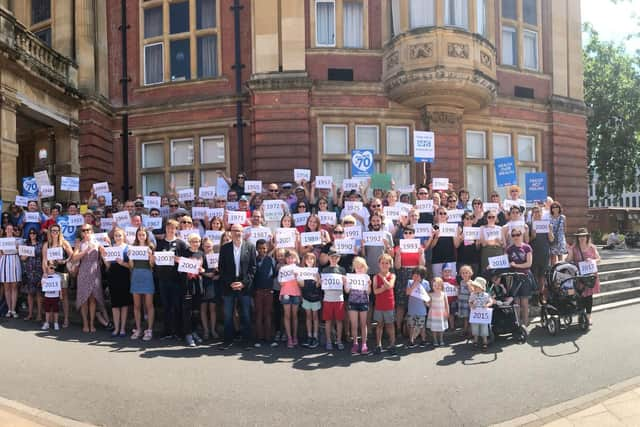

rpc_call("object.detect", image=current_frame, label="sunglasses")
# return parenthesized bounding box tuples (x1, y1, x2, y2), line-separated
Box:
(181, 221, 193, 224)
(511, 233, 522, 237)
(82, 229, 92, 233)
(371, 204, 381, 208)
(472, 202, 482, 205)
(487, 215, 496, 219)
(269, 189, 279, 193)
(438, 212, 447, 216)
(169, 204, 178, 208)
(404, 230, 415, 234)
(50, 229, 60, 233)
(418, 192, 428, 195)
(297, 205, 306, 208)
(333, 231, 344, 235)
(29, 231, 38, 234)
(150, 213, 160, 217)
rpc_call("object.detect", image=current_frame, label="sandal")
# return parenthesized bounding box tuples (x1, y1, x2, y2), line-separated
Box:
(130, 330, 141, 340)
(142, 329, 153, 341)
(482, 344, 488, 352)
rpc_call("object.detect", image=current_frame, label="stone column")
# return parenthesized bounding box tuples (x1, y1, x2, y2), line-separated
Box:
(420, 106, 464, 189)
(53, 0, 73, 58)
(54, 123, 81, 201)
(0, 94, 19, 206)
(75, 0, 96, 93)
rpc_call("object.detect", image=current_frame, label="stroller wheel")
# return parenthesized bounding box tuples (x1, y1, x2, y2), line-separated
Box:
(517, 326, 528, 344)
(579, 312, 590, 331)
(547, 317, 559, 336)
(540, 310, 547, 328)
(562, 315, 572, 327)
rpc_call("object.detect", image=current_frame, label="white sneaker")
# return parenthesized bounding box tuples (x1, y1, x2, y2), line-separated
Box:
(12, 311, 18, 319)
(53, 323, 60, 331)
(41, 322, 50, 330)
(5, 311, 11, 318)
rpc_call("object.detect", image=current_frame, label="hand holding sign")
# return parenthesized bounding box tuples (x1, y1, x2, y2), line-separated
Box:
(488, 254, 509, 270)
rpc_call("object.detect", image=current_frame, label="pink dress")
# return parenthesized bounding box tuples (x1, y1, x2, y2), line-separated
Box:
(427, 291, 449, 332)
(75, 243, 105, 309)
(571, 245, 601, 297)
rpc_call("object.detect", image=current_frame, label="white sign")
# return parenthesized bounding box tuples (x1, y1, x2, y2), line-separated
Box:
(143, 216, 162, 230)
(578, 260, 598, 275)
(216, 177, 230, 199)
(202, 253, 218, 269)
(93, 232, 111, 247)
(347, 273, 369, 292)
(100, 218, 114, 231)
(335, 238, 355, 254)
(207, 208, 225, 219)
(128, 246, 149, 261)
(438, 223, 457, 238)
(113, 211, 131, 227)
(34, 170, 50, 187)
(227, 211, 246, 225)
(463, 227, 481, 241)
(321, 273, 344, 290)
(18, 245, 35, 257)
(102, 192, 113, 206)
(399, 238, 420, 253)
(398, 184, 415, 194)
(42, 275, 62, 293)
(300, 231, 321, 246)
(483, 227, 502, 241)
(125, 227, 138, 244)
(318, 211, 337, 225)
(40, 185, 55, 199)
(294, 168, 311, 183)
(363, 231, 384, 247)
(263, 207, 282, 222)
(275, 228, 297, 248)
(278, 264, 297, 283)
(447, 209, 464, 223)
(178, 230, 193, 241)
(24, 212, 40, 223)
(414, 130, 435, 162)
(154, 251, 175, 266)
(0, 238, 16, 253)
(60, 176, 79, 192)
(262, 200, 283, 211)
(344, 201, 363, 213)
(247, 228, 271, 245)
(410, 282, 431, 302)
(383, 206, 401, 220)
(432, 178, 449, 191)
(178, 188, 195, 203)
(416, 199, 434, 213)
(15, 195, 29, 207)
(191, 207, 207, 220)
(178, 257, 201, 274)
(103, 246, 124, 262)
(470, 307, 493, 325)
(397, 202, 413, 216)
(488, 254, 510, 270)
(67, 215, 84, 227)
(483, 202, 500, 212)
(294, 267, 317, 281)
(205, 230, 224, 243)
(226, 201, 239, 211)
(93, 182, 109, 194)
(144, 196, 161, 209)
(533, 220, 550, 234)
(342, 179, 359, 192)
(293, 212, 310, 227)
(444, 283, 458, 297)
(315, 176, 333, 189)
(199, 186, 216, 200)
(46, 247, 63, 261)
(343, 226, 362, 241)
(504, 199, 524, 211)
(244, 180, 262, 193)
(414, 223, 433, 238)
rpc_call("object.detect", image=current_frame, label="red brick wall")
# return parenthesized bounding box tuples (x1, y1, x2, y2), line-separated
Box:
(78, 105, 117, 196)
(307, 53, 382, 82)
(496, 70, 551, 100)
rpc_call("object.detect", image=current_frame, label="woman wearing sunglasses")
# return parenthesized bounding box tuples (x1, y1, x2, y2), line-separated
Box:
(72, 225, 105, 333)
(42, 225, 74, 328)
(479, 210, 505, 275)
(506, 229, 534, 327)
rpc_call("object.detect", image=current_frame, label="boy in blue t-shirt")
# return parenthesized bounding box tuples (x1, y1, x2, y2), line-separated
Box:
(405, 266, 430, 348)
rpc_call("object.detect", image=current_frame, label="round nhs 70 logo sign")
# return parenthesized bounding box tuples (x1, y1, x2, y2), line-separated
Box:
(351, 149, 374, 177)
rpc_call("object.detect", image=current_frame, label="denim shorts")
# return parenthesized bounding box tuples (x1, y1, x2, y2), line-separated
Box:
(302, 299, 322, 311)
(348, 302, 369, 312)
(280, 295, 301, 305)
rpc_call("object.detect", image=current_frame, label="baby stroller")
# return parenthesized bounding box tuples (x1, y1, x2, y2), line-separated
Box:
(540, 262, 596, 335)
(488, 271, 528, 344)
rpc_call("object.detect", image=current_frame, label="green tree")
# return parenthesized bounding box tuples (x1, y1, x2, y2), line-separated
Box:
(584, 25, 640, 198)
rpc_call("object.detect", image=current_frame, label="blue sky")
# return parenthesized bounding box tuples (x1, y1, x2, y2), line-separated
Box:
(582, 0, 640, 53)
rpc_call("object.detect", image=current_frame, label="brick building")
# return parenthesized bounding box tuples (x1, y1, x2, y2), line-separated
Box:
(0, 0, 587, 228)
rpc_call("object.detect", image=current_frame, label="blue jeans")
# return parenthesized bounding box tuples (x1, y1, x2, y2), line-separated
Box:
(223, 293, 252, 343)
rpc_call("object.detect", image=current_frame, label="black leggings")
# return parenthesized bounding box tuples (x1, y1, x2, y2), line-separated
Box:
(579, 295, 593, 314)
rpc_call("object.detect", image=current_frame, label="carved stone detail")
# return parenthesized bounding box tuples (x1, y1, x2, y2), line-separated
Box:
(409, 42, 433, 59)
(386, 51, 400, 69)
(425, 111, 462, 129)
(447, 42, 469, 59)
(480, 51, 492, 67)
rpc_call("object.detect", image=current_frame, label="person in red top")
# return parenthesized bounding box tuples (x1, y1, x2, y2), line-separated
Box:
(373, 253, 397, 355)
(40, 205, 61, 234)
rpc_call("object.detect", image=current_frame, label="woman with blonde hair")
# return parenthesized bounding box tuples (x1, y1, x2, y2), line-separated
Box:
(42, 224, 74, 327)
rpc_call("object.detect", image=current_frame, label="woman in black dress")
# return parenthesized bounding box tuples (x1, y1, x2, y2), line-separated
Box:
(102, 228, 132, 337)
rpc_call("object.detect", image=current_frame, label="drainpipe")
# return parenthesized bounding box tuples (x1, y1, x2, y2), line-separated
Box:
(231, 0, 245, 172)
(119, 0, 130, 200)
(71, 0, 76, 61)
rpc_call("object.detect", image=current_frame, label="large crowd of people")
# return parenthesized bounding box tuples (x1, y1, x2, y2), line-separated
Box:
(0, 171, 600, 354)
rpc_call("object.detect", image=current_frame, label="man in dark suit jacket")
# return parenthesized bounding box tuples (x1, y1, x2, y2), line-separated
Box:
(218, 223, 256, 348)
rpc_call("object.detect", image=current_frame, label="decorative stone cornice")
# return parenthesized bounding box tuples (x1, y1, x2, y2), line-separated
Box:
(549, 95, 588, 115)
(247, 72, 313, 92)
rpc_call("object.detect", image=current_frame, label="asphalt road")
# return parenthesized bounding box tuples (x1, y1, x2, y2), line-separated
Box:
(0, 304, 638, 427)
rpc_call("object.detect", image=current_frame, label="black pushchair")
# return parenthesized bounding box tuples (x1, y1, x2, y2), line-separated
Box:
(540, 262, 596, 335)
(488, 271, 528, 344)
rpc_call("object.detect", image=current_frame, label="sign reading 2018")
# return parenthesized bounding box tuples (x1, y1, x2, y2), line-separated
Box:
(351, 149, 374, 177)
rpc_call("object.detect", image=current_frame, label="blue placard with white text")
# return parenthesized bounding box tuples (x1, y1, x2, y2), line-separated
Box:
(351, 149, 374, 177)
(22, 177, 39, 199)
(494, 157, 517, 187)
(525, 172, 547, 203)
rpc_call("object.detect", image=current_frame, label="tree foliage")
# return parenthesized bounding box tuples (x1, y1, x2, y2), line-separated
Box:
(584, 25, 640, 198)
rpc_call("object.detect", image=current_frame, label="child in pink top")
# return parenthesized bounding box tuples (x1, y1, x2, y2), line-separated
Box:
(279, 250, 301, 348)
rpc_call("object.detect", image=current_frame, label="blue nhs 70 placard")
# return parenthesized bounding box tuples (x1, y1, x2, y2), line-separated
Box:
(22, 177, 39, 199)
(351, 149, 374, 177)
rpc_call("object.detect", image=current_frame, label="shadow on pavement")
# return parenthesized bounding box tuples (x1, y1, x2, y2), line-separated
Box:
(526, 324, 585, 358)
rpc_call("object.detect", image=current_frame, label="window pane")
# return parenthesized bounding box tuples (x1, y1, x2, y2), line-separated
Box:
(34, 28, 52, 47)
(501, 0, 516, 19)
(171, 139, 194, 166)
(142, 143, 164, 168)
(387, 127, 409, 155)
(323, 161, 348, 186)
(517, 166, 537, 193)
(143, 174, 165, 195)
(356, 126, 379, 153)
(316, 1, 335, 46)
(387, 162, 411, 188)
(170, 39, 191, 81)
(466, 164, 487, 201)
(197, 0, 216, 29)
(144, 43, 164, 85)
(198, 35, 218, 78)
(144, 7, 163, 38)
(523, 0, 537, 25)
(201, 170, 218, 188)
(201, 136, 225, 164)
(323, 125, 347, 154)
(501, 26, 517, 66)
(444, 0, 468, 29)
(523, 31, 538, 70)
(517, 135, 535, 161)
(31, 0, 51, 24)
(170, 1, 190, 34)
(343, 1, 363, 48)
(492, 133, 511, 158)
(476, 0, 486, 36)
(391, 0, 401, 36)
(410, 0, 435, 29)
(466, 131, 486, 159)
(171, 171, 195, 191)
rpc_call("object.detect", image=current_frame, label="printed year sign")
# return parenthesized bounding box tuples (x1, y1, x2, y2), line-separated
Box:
(533, 220, 550, 234)
(296, 267, 318, 281)
(67, 215, 84, 227)
(128, 246, 149, 261)
(321, 273, 344, 290)
(344, 201, 363, 213)
(363, 231, 384, 246)
(438, 223, 457, 237)
(125, 227, 138, 244)
(100, 218, 114, 231)
(46, 247, 63, 261)
(178, 188, 195, 202)
(275, 228, 296, 248)
(347, 274, 369, 291)
(488, 255, 510, 270)
(399, 239, 420, 253)
(206, 253, 219, 269)
(191, 207, 207, 220)
(227, 211, 246, 225)
(199, 186, 216, 200)
(444, 283, 458, 297)
(293, 212, 310, 227)
(144, 196, 161, 209)
(244, 180, 262, 193)
(40, 185, 55, 199)
(410, 282, 430, 302)
(414, 223, 432, 238)
(315, 176, 332, 189)
(483, 227, 502, 241)
(343, 226, 361, 240)
(248, 228, 271, 243)
(278, 264, 297, 282)
(300, 231, 321, 246)
(293, 168, 311, 183)
(25, 212, 40, 223)
(578, 260, 598, 275)
(154, 251, 175, 266)
(432, 178, 449, 190)
(463, 227, 481, 240)
(42, 276, 62, 293)
(416, 199, 434, 213)
(470, 307, 493, 325)
(318, 211, 337, 225)
(447, 209, 464, 223)
(113, 211, 131, 227)
(18, 245, 35, 257)
(383, 206, 400, 220)
(178, 257, 200, 274)
(335, 238, 355, 254)
(103, 246, 123, 262)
